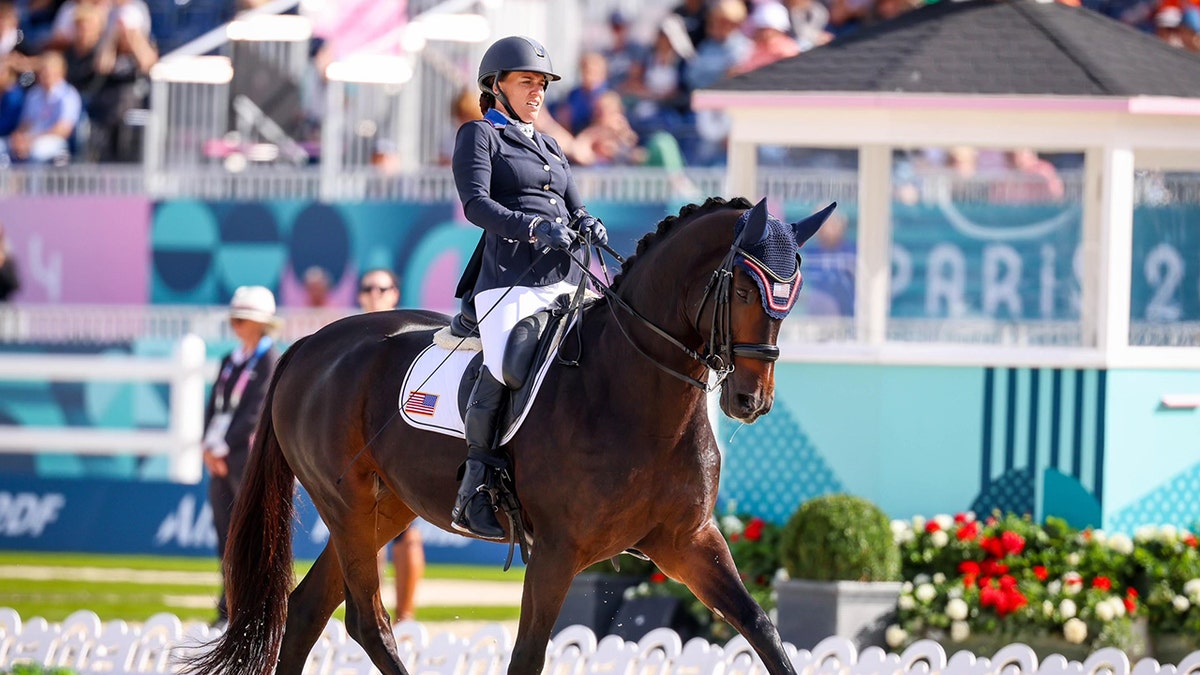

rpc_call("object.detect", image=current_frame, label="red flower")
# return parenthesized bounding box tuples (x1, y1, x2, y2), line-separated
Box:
(981, 536, 1004, 558)
(1126, 588, 1139, 598)
(1000, 531, 1026, 555)
(925, 521, 941, 533)
(957, 521, 981, 541)
(1125, 596, 1138, 614)
(963, 574, 978, 588)
(959, 561, 981, 576)
(650, 572, 667, 583)
(1185, 534, 1198, 548)
(730, 532, 741, 542)
(1033, 565, 1048, 581)
(1093, 576, 1112, 591)
(980, 560, 1009, 577)
(954, 513, 969, 524)
(744, 518, 765, 542)
(998, 575, 1018, 590)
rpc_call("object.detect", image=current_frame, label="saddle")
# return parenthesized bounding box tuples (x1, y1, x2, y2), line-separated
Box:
(445, 290, 597, 567)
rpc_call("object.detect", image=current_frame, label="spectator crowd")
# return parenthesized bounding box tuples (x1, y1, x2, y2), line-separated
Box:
(0, 0, 1196, 168)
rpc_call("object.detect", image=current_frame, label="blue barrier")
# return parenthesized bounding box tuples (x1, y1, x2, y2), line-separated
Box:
(0, 476, 518, 565)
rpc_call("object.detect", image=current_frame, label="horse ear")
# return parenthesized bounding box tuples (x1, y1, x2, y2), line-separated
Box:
(741, 198, 770, 245)
(792, 201, 837, 247)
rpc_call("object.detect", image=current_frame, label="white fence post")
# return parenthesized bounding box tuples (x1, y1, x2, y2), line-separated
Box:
(169, 333, 207, 484)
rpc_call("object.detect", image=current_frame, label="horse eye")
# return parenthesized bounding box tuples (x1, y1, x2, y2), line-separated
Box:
(735, 288, 750, 301)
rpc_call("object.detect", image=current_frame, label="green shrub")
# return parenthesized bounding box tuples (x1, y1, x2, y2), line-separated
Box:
(780, 493, 900, 582)
(2, 665, 77, 675)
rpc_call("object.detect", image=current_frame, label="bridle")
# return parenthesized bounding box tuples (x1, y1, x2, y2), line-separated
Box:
(567, 223, 788, 393)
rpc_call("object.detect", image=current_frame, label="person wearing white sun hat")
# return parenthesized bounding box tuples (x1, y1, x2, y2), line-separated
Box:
(202, 285, 281, 626)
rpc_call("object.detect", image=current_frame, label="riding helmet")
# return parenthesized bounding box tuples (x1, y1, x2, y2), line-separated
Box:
(476, 36, 561, 94)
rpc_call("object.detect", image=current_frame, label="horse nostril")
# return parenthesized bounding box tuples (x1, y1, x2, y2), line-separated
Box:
(737, 393, 757, 413)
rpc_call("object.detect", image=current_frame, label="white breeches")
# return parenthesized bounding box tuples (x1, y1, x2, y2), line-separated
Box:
(473, 279, 577, 381)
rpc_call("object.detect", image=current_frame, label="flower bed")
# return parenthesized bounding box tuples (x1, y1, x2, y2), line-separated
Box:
(619, 505, 1200, 661)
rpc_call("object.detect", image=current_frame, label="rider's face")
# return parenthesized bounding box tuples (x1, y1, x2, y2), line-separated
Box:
(496, 71, 547, 122)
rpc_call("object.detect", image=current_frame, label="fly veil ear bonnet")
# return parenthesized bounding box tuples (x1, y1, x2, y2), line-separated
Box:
(732, 199, 837, 319)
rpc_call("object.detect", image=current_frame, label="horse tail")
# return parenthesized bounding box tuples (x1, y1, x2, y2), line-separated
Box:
(182, 336, 308, 675)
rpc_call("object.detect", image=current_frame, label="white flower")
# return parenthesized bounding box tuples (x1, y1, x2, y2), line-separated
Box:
(774, 568, 790, 583)
(898, 595, 916, 611)
(947, 586, 963, 599)
(1162, 524, 1179, 543)
(946, 598, 969, 621)
(1184, 578, 1200, 600)
(720, 515, 744, 535)
(1059, 599, 1077, 619)
(914, 573, 931, 586)
(1173, 595, 1191, 612)
(1135, 525, 1157, 543)
(950, 620, 971, 642)
(934, 514, 954, 531)
(885, 625, 908, 648)
(933, 573, 947, 585)
(1063, 572, 1083, 595)
(901, 581, 914, 594)
(1043, 600, 1054, 618)
(1063, 617, 1088, 644)
(1096, 600, 1115, 622)
(1066, 553, 1081, 566)
(1091, 529, 1108, 545)
(930, 530, 949, 548)
(892, 520, 914, 545)
(915, 583, 937, 604)
(1109, 596, 1126, 618)
(911, 515, 926, 531)
(1108, 533, 1134, 555)
(1047, 580, 1063, 596)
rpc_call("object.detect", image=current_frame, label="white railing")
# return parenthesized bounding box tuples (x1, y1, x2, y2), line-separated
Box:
(0, 608, 1195, 675)
(0, 335, 207, 484)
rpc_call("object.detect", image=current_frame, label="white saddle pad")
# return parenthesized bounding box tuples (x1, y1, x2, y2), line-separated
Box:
(398, 332, 562, 445)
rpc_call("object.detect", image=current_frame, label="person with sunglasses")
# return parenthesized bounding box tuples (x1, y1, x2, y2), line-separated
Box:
(357, 268, 400, 313)
(202, 285, 281, 627)
(356, 267, 424, 623)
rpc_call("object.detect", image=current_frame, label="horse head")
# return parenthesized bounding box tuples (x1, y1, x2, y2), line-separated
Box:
(714, 198, 837, 422)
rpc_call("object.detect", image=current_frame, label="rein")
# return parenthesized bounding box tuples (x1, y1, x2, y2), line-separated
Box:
(569, 226, 782, 393)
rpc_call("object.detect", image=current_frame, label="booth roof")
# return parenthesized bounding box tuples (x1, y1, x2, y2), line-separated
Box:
(707, 0, 1200, 98)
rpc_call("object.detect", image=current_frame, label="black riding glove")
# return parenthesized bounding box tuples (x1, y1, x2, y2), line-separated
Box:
(571, 209, 608, 247)
(530, 217, 573, 250)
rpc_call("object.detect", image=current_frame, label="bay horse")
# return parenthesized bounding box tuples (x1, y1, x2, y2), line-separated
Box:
(185, 196, 833, 675)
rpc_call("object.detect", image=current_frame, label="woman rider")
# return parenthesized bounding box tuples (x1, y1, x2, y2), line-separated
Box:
(450, 36, 607, 539)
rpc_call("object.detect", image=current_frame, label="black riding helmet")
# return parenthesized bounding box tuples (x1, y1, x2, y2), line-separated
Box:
(477, 36, 560, 122)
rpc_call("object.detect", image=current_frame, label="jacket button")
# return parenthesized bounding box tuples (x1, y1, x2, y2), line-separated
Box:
(543, 184, 550, 190)
(549, 198, 557, 205)
(543, 164, 550, 171)
(555, 217, 563, 223)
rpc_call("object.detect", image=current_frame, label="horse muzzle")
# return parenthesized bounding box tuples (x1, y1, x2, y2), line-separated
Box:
(720, 387, 773, 423)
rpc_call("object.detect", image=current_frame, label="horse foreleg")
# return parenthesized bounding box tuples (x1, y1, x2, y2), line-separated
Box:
(277, 545, 346, 674)
(509, 548, 578, 674)
(652, 524, 797, 675)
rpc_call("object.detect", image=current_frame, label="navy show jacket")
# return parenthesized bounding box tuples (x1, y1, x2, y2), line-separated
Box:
(452, 109, 587, 297)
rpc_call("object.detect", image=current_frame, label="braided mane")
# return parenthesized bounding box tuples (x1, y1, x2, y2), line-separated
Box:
(609, 196, 752, 292)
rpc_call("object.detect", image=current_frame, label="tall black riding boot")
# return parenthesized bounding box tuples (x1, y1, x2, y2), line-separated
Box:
(451, 368, 508, 540)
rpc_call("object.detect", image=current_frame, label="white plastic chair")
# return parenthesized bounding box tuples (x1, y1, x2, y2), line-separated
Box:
(0, 606, 23, 667)
(75, 619, 133, 675)
(546, 624, 598, 675)
(50, 609, 102, 669)
(462, 622, 513, 675)
(632, 627, 682, 675)
(5, 616, 61, 667)
(129, 612, 182, 673)
(393, 619, 430, 665)
(409, 631, 467, 675)
(671, 636, 724, 675)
